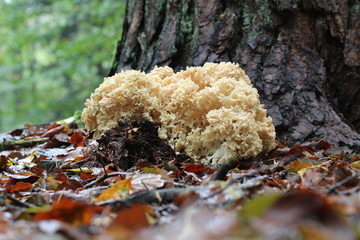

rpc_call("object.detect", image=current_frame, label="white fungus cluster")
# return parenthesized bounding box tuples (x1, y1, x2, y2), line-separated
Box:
(82, 62, 276, 165)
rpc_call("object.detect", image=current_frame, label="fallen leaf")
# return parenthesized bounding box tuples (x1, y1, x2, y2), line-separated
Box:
(348, 154, 360, 164)
(0, 156, 7, 170)
(256, 189, 354, 240)
(131, 174, 165, 192)
(0, 213, 9, 233)
(301, 167, 334, 190)
(40, 125, 65, 138)
(110, 203, 154, 230)
(139, 204, 238, 240)
(102, 203, 155, 239)
(5, 182, 33, 193)
(54, 173, 82, 191)
(141, 167, 168, 175)
(96, 178, 132, 202)
(350, 160, 360, 169)
(9, 129, 23, 136)
(141, 167, 174, 186)
(80, 172, 97, 181)
(288, 160, 312, 173)
(53, 147, 90, 162)
(54, 173, 68, 182)
(4, 173, 39, 182)
(241, 192, 282, 219)
(69, 131, 85, 147)
(54, 133, 70, 143)
(34, 198, 102, 226)
(183, 164, 207, 173)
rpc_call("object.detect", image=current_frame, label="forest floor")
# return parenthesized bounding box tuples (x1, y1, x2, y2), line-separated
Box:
(0, 119, 359, 240)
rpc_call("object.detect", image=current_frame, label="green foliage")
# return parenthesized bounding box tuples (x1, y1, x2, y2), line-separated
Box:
(73, 110, 85, 129)
(0, 0, 125, 131)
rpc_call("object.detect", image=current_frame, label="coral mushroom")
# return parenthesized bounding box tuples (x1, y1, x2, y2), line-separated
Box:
(82, 62, 276, 164)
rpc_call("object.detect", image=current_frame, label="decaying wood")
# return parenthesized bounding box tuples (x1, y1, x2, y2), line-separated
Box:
(110, 0, 360, 145)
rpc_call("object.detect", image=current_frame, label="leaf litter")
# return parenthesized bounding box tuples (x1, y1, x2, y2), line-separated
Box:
(0, 118, 359, 239)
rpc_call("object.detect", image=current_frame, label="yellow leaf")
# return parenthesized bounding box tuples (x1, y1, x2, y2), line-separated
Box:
(298, 160, 331, 177)
(350, 161, 360, 169)
(141, 167, 173, 183)
(45, 177, 59, 190)
(141, 167, 167, 175)
(96, 178, 132, 202)
(65, 168, 91, 173)
(241, 192, 282, 219)
(288, 160, 312, 173)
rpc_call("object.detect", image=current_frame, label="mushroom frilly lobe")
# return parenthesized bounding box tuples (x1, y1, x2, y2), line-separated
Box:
(82, 62, 276, 165)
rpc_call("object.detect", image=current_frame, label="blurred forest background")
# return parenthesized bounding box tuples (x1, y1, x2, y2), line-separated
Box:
(0, 0, 126, 132)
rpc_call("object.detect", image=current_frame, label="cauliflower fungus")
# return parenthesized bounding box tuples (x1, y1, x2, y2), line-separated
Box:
(82, 62, 276, 165)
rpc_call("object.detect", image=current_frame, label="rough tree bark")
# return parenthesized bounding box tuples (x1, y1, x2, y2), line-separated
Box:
(109, 0, 360, 145)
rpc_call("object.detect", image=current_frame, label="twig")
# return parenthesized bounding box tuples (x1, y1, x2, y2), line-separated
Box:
(84, 171, 132, 188)
(95, 153, 302, 209)
(212, 152, 302, 181)
(173, 182, 190, 187)
(336, 185, 360, 195)
(327, 174, 357, 194)
(204, 152, 303, 199)
(5, 194, 35, 208)
(141, 180, 149, 191)
(96, 187, 198, 209)
(203, 175, 267, 200)
(0, 137, 49, 150)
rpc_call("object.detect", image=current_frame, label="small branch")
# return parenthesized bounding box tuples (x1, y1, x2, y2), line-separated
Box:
(336, 185, 360, 195)
(5, 194, 35, 208)
(84, 172, 132, 189)
(95, 153, 302, 209)
(96, 187, 197, 209)
(207, 152, 303, 198)
(0, 137, 49, 151)
(203, 175, 267, 200)
(213, 152, 302, 182)
(327, 174, 357, 194)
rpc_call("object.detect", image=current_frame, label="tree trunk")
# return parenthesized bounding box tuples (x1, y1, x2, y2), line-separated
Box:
(109, 0, 360, 145)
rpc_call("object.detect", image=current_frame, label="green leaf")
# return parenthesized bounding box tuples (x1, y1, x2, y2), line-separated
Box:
(240, 192, 282, 219)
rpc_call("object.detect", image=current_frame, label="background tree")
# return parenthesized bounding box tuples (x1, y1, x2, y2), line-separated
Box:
(0, 0, 126, 131)
(110, 0, 360, 145)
